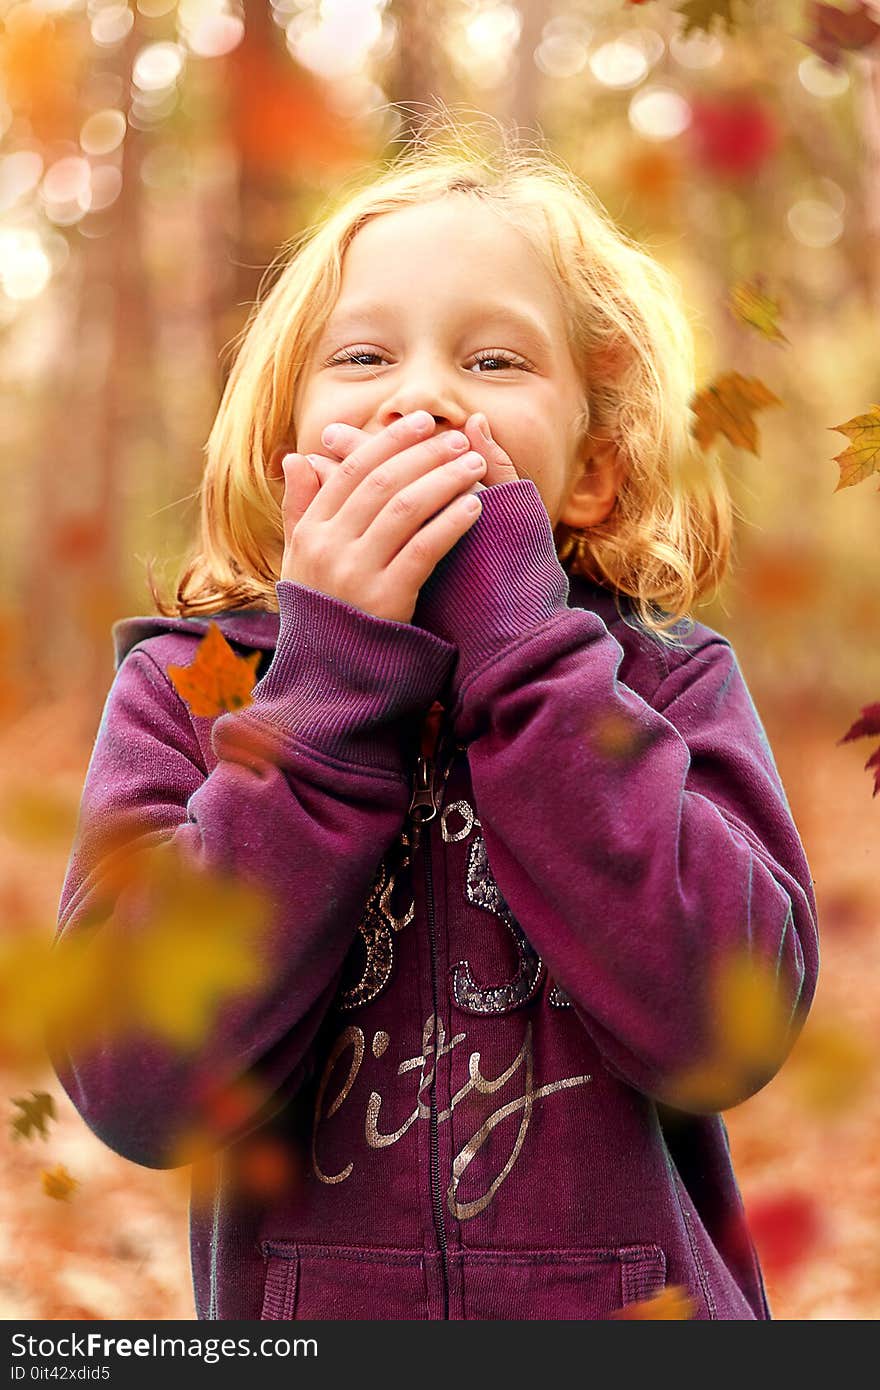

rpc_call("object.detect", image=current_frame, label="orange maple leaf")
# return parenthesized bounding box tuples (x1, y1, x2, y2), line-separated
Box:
(166, 623, 261, 717)
(690, 372, 783, 455)
(829, 404, 880, 491)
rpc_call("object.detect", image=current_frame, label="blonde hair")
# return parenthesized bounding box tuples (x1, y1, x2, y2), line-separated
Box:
(149, 108, 734, 646)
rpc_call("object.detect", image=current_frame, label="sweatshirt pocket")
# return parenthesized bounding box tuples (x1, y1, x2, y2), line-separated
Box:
(455, 1244, 667, 1320)
(260, 1241, 430, 1320)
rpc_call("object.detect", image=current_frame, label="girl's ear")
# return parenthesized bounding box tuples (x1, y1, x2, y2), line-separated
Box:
(559, 438, 624, 530)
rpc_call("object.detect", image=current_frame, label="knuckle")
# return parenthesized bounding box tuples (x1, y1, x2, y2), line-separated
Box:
(407, 532, 432, 565)
(369, 467, 393, 492)
(340, 455, 361, 483)
(429, 434, 456, 459)
(390, 487, 417, 518)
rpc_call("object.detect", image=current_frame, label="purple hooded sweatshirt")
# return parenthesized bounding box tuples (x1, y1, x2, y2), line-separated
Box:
(52, 478, 819, 1321)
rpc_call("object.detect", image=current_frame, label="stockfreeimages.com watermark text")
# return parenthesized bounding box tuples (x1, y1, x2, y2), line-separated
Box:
(11, 1332, 315, 1367)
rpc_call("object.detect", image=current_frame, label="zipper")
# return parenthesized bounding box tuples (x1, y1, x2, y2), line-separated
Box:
(406, 702, 458, 1320)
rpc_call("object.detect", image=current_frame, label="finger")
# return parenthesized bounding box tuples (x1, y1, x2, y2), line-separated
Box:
(465, 413, 519, 485)
(306, 411, 437, 522)
(280, 453, 321, 535)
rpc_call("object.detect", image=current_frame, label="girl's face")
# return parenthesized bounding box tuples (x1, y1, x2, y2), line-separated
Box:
(290, 194, 621, 529)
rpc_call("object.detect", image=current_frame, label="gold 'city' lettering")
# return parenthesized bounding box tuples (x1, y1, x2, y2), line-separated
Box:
(311, 1012, 592, 1219)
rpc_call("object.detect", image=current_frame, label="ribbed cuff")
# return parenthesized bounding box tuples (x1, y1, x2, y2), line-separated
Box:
(412, 478, 571, 690)
(212, 580, 456, 775)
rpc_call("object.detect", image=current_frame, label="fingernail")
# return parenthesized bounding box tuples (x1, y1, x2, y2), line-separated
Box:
(306, 454, 326, 472)
(321, 424, 340, 447)
(477, 414, 492, 441)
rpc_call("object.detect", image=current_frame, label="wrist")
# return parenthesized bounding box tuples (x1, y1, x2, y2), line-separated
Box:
(413, 478, 570, 690)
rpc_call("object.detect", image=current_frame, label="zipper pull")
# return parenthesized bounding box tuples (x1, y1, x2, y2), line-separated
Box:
(408, 752, 438, 824)
(406, 752, 436, 853)
(407, 700, 446, 841)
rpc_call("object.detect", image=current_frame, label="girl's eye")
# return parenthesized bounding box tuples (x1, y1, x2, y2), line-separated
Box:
(471, 350, 530, 372)
(328, 348, 384, 367)
(326, 347, 530, 371)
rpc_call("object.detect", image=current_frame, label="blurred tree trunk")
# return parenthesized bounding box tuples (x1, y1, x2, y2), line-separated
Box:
(387, 0, 446, 143)
(505, 0, 543, 131)
(857, 51, 880, 315)
(21, 22, 147, 728)
(231, 0, 280, 316)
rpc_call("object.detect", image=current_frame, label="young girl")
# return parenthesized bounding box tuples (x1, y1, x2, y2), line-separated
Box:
(52, 123, 819, 1321)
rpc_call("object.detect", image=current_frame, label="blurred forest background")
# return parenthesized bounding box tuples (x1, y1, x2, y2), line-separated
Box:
(1, 0, 879, 1320)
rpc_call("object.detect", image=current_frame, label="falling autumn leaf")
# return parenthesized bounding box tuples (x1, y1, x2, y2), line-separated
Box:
(193, 1074, 274, 1137)
(0, 933, 85, 1071)
(837, 702, 880, 797)
(612, 1284, 697, 1318)
(784, 1018, 874, 1113)
(166, 623, 261, 717)
(41, 1164, 79, 1202)
(665, 947, 795, 1109)
(231, 1134, 302, 1202)
(744, 1191, 826, 1279)
(688, 94, 780, 179)
(91, 838, 275, 1051)
(828, 404, 880, 492)
(728, 280, 789, 344)
(167, 1076, 280, 1191)
(690, 372, 783, 455)
(587, 709, 654, 762)
(802, 1, 880, 69)
(10, 1090, 56, 1142)
(1, 839, 275, 1073)
(715, 950, 794, 1070)
(676, 0, 738, 38)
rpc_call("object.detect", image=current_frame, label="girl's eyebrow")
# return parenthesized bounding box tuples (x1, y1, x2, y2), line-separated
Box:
(318, 300, 554, 355)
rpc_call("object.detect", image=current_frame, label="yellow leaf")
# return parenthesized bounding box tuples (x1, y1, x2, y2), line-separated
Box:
(664, 947, 794, 1110)
(785, 1018, 873, 1113)
(166, 623, 261, 717)
(0, 934, 75, 1070)
(714, 949, 791, 1072)
(728, 279, 789, 344)
(829, 404, 880, 491)
(1, 843, 275, 1070)
(125, 841, 272, 1049)
(662, 1056, 746, 1112)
